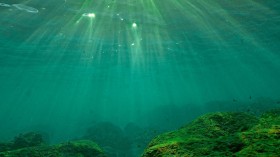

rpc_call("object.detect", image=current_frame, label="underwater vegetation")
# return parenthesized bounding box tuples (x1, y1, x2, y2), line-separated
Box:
(0, 132, 44, 152)
(1, 108, 279, 157)
(0, 123, 158, 157)
(142, 109, 280, 157)
(0, 132, 105, 157)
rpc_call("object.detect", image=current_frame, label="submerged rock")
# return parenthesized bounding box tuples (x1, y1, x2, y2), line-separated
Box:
(83, 122, 131, 157)
(12, 132, 44, 149)
(142, 109, 280, 157)
(0, 132, 105, 157)
(0, 140, 105, 157)
(237, 109, 280, 156)
(0, 132, 44, 152)
(0, 143, 13, 152)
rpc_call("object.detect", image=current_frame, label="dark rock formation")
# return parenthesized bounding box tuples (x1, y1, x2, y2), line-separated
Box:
(0, 132, 44, 152)
(12, 132, 44, 149)
(0, 132, 105, 157)
(83, 122, 131, 157)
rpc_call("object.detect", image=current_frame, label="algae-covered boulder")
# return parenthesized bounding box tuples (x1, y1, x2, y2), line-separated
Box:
(142, 109, 280, 157)
(0, 132, 44, 152)
(0, 140, 105, 157)
(12, 132, 44, 149)
(0, 143, 13, 152)
(237, 109, 280, 156)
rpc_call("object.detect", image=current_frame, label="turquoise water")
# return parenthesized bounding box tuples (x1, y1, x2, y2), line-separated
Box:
(0, 0, 280, 154)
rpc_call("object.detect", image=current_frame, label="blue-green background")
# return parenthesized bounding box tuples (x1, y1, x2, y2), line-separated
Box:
(0, 0, 280, 143)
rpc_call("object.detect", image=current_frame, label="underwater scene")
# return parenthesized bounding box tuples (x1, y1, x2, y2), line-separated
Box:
(0, 0, 280, 156)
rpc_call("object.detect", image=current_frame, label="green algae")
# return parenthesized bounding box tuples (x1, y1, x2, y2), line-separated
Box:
(0, 140, 105, 157)
(0, 132, 45, 152)
(143, 109, 280, 157)
(236, 109, 280, 156)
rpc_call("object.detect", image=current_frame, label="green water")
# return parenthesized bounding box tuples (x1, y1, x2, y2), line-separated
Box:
(0, 0, 280, 153)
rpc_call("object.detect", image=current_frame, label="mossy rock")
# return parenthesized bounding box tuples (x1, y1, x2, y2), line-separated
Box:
(146, 112, 258, 148)
(0, 140, 105, 157)
(0, 132, 44, 152)
(183, 112, 258, 138)
(0, 143, 13, 152)
(12, 132, 45, 149)
(142, 109, 280, 157)
(237, 109, 280, 156)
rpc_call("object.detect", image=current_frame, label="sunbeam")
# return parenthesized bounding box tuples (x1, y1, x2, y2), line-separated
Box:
(0, 0, 280, 156)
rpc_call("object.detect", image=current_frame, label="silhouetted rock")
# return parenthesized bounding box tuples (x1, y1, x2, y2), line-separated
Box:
(124, 123, 161, 157)
(84, 122, 131, 157)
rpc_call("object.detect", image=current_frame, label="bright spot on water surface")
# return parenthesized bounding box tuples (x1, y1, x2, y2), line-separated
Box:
(12, 4, 39, 13)
(0, 3, 11, 7)
(132, 22, 137, 28)
(1, 3, 38, 13)
(82, 13, 96, 18)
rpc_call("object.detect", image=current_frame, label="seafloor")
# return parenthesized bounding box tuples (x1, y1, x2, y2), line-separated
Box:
(1, 107, 279, 157)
